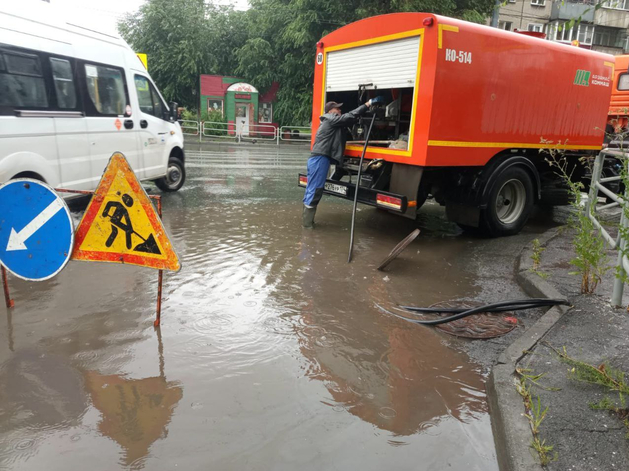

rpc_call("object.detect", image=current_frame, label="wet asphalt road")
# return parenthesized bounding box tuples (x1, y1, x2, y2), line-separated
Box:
(0, 142, 563, 470)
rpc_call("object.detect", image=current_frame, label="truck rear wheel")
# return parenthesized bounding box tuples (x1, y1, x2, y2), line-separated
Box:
(480, 167, 534, 236)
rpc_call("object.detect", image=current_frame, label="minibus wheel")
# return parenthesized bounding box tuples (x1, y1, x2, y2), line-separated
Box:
(156, 157, 185, 192)
(13, 171, 45, 182)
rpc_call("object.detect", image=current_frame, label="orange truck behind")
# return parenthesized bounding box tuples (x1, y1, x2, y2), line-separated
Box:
(609, 54, 629, 136)
(300, 13, 614, 236)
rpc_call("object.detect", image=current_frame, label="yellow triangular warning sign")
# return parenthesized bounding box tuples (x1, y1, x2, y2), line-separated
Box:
(72, 152, 180, 271)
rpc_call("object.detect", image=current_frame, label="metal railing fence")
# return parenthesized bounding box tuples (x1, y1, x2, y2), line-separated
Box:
(240, 123, 278, 142)
(180, 120, 199, 136)
(586, 149, 629, 306)
(202, 121, 237, 140)
(181, 121, 311, 146)
(278, 126, 312, 143)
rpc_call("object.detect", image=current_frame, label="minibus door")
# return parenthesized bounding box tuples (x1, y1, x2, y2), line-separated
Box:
(48, 57, 92, 190)
(81, 62, 142, 187)
(133, 74, 171, 180)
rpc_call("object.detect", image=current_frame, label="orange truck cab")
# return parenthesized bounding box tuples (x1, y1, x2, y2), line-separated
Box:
(299, 13, 614, 236)
(608, 54, 629, 137)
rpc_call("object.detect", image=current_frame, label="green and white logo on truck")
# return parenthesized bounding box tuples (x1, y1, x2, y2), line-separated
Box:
(574, 70, 591, 87)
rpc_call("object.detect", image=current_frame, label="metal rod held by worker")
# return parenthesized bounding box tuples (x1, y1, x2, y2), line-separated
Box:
(348, 112, 377, 263)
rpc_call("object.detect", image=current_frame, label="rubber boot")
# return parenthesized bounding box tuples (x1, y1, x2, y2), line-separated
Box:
(302, 206, 316, 228)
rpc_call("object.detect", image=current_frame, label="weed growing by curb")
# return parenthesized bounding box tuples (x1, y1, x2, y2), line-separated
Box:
(545, 342, 629, 438)
(591, 397, 629, 439)
(544, 148, 609, 293)
(530, 269, 550, 280)
(529, 239, 550, 279)
(516, 367, 558, 465)
(531, 239, 545, 270)
(548, 344, 629, 394)
(531, 436, 555, 467)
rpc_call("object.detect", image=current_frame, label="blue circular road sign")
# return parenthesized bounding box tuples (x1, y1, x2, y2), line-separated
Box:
(0, 179, 74, 281)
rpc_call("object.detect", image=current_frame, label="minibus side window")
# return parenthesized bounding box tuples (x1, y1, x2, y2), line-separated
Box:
(84, 63, 128, 116)
(50, 58, 76, 109)
(135, 74, 166, 120)
(0, 50, 48, 110)
(618, 73, 629, 91)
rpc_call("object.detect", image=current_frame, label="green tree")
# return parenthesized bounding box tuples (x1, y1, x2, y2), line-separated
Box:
(119, 0, 248, 109)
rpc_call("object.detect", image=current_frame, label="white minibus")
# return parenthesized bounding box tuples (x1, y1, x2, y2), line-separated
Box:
(0, 2, 185, 193)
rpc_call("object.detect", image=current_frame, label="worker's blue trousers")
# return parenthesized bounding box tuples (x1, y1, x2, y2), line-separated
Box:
(303, 155, 331, 207)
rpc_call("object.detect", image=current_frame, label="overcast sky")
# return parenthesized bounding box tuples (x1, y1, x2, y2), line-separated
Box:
(49, 0, 249, 36)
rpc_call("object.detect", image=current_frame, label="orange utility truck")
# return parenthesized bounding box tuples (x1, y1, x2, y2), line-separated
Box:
(299, 13, 614, 236)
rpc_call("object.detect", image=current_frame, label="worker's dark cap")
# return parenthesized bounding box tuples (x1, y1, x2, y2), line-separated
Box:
(324, 101, 343, 113)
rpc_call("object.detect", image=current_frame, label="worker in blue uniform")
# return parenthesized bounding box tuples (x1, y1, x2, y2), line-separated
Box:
(303, 98, 381, 227)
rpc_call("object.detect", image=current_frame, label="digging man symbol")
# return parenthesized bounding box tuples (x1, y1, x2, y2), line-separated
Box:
(103, 193, 135, 249)
(102, 193, 162, 255)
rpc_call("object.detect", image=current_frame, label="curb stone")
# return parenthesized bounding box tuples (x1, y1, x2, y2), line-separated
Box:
(487, 227, 572, 471)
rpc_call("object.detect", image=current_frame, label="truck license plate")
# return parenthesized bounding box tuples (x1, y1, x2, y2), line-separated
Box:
(325, 182, 347, 196)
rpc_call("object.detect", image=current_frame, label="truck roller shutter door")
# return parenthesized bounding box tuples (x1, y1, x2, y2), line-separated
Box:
(326, 36, 420, 92)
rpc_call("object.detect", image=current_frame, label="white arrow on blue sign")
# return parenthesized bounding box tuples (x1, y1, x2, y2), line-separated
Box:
(0, 179, 74, 281)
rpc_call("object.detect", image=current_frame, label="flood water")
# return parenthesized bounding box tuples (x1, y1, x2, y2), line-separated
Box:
(0, 144, 498, 470)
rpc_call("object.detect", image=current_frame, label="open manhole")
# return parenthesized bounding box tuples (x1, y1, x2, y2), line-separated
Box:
(416, 301, 519, 339)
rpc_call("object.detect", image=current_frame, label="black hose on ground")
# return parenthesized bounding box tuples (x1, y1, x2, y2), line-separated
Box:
(401, 298, 568, 313)
(394, 298, 570, 326)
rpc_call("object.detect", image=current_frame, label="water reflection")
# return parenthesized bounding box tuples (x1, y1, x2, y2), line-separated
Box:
(293, 232, 486, 436)
(0, 322, 181, 470)
(84, 330, 182, 469)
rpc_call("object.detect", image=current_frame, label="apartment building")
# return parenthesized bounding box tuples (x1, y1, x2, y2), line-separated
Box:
(494, 0, 629, 55)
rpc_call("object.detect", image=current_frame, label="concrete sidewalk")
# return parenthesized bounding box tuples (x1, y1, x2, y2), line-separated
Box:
(489, 225, 629, 471)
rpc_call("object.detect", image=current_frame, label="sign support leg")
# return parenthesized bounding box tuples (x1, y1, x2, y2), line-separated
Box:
(2, 266, 14, 309)
(155, 270, 163, 327)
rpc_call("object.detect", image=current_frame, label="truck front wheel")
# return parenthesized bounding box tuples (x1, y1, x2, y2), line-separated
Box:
(480, 167, 534, 236)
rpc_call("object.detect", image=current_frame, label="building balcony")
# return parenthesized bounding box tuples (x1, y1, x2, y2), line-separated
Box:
(550, 2, 595, 22)
(595, 5, 629, 30)
(592, 45, 625, 55)
(593, 25, 629, 53)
